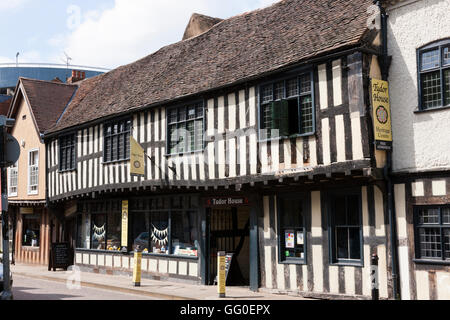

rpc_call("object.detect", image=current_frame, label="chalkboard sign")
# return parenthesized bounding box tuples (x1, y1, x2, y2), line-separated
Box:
(48, 243, 71, 272)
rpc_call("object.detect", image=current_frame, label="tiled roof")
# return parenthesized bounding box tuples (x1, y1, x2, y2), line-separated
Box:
(18, 78, 78, 133)
(0, 98, 11, 116)
(48, 0, 374, 134)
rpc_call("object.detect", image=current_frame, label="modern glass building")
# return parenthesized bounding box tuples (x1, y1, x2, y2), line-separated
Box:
(0, 63, 108, 94)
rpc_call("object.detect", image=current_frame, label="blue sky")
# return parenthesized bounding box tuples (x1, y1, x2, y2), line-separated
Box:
(0, 0, 277, 69)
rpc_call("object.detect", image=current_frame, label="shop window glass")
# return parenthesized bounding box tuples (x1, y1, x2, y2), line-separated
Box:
(91, 214, 107, 250)
(279, 197, 306, 262)
(132, 213, 150, 251)
(107, 212, 121, 251)
(76, 213, 91, 249)
(22, 214, 40, 247)
(171, 210, 199, 257)
(149, 212, 169, 254)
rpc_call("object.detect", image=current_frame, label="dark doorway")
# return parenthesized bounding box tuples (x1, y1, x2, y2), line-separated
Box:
(208, 207, 250, 286)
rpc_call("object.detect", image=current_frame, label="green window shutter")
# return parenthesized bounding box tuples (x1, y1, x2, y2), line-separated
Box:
(279, 100, 289, 137)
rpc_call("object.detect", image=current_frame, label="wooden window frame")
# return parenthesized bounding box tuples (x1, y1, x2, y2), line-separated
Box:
(413, 205, 450, 265)
(166, 100, 205, 156)
(27, 149, 39, 195)
(417, 38, 450, 111)
(258, 69, 316, 142)
(103, 118, 132, 164)
(328, 189, 364, 267)
(277, 193, 309, 265)
(58, 133, 77, 172)
(8, 162, 18, 197)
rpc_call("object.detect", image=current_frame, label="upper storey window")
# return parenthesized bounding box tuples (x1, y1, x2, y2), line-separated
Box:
(167, 101, 204, 155)
(260, 71, 315, 140)
(59, 134, 77, 172)
(418, 39, 450, 110)
(104, 119, 132, 163)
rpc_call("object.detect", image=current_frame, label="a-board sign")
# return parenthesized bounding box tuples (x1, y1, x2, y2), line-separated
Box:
(48, 243, 71, 271)
(214, 253, 234, 285)
(224, 253, 234, 282)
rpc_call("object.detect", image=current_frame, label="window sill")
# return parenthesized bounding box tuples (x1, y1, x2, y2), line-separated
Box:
(259, 132, 315, 143)
(22, 246, 40, 252)
(58, 169, 76, 174)
(414, 104, 450, 114)
(413, 259, 450, 266)
(102, 159, 130, 165)
(279, 259, 306, 266)
(165, 150, 204, 158)
(330, 261, 364, 268)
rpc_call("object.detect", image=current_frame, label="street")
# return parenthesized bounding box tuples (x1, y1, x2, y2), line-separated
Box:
(12, 275, 157, 300)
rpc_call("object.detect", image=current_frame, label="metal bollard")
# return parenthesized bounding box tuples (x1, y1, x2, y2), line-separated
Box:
(217, 251, 226, 298)
(371, 253, 379, 300)
(133, 246, 143, 287)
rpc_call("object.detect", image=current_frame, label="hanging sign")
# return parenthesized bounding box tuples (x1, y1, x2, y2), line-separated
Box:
(371, 79, 393, 151)
(121, 200, 129, 248)
(130, 137, 145, 177)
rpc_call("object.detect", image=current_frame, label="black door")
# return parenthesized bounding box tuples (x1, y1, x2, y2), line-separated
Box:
(208, 208, 250, 286)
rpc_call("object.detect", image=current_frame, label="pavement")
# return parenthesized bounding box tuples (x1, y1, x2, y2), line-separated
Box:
(11, 264, 311, 300)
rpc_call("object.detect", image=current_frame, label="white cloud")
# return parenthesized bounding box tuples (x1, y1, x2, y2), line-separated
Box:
(58, 0, 279, 69)
(0, 0, 28, 12)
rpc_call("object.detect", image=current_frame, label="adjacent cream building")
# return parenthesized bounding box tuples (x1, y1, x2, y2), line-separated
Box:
(387, 0, 450, 300)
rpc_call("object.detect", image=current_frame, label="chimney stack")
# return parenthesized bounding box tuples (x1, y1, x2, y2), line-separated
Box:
(67, 70, 86, 84)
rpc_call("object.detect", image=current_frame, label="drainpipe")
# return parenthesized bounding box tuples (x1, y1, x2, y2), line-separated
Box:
(375, 0, 400, 300)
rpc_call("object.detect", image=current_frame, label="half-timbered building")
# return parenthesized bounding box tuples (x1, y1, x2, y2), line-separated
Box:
(44, 0, 394, 299)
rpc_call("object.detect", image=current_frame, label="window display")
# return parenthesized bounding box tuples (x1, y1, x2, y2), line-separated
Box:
(171, 210, 198, 257)
(278, 196, 306, 262)
(91, 214, 107, 250)
(22, 214, 41, 247)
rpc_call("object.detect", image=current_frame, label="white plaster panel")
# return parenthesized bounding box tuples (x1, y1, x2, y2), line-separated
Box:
(159, 260, 168, 274)
(189, 263, 198, 277)
(149, 259, 158, 272)
(97, 254, 105, 267)
(412, 181, 424, 197)
(169, 261, 177, 274)
(415, 270, 430, 300)
(432, 180, 446, 196)
(179, 262, 188, 276)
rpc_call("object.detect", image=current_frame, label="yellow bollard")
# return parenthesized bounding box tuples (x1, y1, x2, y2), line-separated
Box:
(217, 251, 226, 298)
(133, 250, 142, 287)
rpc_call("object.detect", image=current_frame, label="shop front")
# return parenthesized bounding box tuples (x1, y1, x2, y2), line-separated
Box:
(74, 194, 202, 283)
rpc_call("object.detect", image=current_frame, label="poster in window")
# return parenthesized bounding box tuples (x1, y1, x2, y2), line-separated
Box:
(297, 231, 304, 245)
(285, 232, 295, 249)
(121, 200, 129, 248)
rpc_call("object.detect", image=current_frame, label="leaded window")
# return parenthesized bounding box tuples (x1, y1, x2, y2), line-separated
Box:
(414, 206, 450, 262)
(103, 119, 132, 163)
(260, 72, 314, 139)
(167, 102, 204, 155)
(59, 134, 76, 171)
(418, 39, 450, 110)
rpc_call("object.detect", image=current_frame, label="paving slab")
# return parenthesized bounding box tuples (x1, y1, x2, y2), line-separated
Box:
(11, 264, 310, 300)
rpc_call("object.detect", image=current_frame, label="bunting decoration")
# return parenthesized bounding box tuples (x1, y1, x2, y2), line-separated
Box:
(93, 224, 106, 241)
(151, 224, 168, 247)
